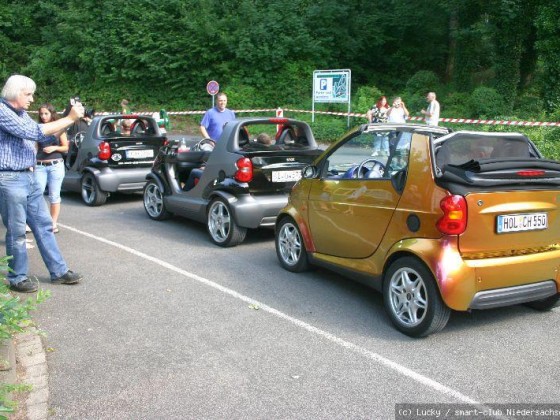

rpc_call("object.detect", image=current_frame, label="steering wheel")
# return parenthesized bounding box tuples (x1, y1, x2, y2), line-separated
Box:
(194, 137, 216, 152)
(357, 158, 386, 179)
(72, 131, 86, 148)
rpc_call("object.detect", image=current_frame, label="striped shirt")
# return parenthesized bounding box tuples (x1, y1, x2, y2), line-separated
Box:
(0, 99, 50, 170)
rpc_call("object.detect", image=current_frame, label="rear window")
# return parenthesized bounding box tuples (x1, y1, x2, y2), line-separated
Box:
(237, 122, 315, 151)
(98, 117, 160, 137)
(435, 133, 536, 170)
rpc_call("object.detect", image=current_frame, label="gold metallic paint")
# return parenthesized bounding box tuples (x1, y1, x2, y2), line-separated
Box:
(278, 131, 560, 312)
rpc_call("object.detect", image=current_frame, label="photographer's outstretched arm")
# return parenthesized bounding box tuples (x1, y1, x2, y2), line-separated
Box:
(40, 105, 84, 136)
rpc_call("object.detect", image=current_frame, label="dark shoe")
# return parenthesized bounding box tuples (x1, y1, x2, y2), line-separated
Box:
(52, 270, 82, 285)
(10, 278, 38, 293)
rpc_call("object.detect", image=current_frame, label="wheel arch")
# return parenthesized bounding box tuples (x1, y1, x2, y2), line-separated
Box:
(206, 190, 236, 214)
(382, 250, 452, 337)
(383, 243, 445, 301)
(81, 166, 101, 177)
(145, 172, 169, 195)
(275, 209, 316, 253)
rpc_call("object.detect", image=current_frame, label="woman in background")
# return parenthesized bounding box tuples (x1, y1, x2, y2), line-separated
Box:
(368, 96, 390, 156)
(36, 103, 69, 233)
(366, 95, 389, 124)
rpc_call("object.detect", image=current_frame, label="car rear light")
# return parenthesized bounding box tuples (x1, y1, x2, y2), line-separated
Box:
(517, 170, 545, 177)
(234, 157, 253, 183)
(269, 118, 289, 124)
(436, 195, 467, 235)
(98, 141, 111, 160)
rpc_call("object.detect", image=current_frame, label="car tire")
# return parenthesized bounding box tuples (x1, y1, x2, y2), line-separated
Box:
(207, 198, 247, 247)
(525, 293, 560, 311)
(383, 257, 450, 338)
(143, 180, 172, 220)
(275, 217, 309, 272)
(81, 173, 108, 206)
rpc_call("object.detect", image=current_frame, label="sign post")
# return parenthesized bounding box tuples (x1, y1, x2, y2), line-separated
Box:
(206, 80, 220, 108)
(276, 108, 284, 133)
(312, 69, 351, 127)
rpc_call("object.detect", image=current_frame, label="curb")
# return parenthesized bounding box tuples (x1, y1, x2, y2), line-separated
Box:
(0, 337, 17, 413)
(1, 328, 49, 420)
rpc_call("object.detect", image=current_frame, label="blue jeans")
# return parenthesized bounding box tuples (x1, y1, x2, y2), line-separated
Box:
(372, 134, 389, 154)
(0, 170, 68, 285)
(35, 161, 65, 204)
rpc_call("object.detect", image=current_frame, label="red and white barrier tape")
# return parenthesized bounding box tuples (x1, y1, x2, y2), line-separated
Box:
(44, 108, 560, 127)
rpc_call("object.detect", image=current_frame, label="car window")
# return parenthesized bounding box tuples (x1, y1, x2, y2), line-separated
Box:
(238, 122, 314, 151)
(323, 130, 411, 180)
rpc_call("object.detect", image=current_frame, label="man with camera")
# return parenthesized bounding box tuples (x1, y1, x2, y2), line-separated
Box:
(386, 96, 410, 123)
(0, 75, 85, 292)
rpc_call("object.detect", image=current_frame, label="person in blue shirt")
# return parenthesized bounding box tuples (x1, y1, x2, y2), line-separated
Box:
(199, 93, 236, 141)
(0, 75, 85, 293)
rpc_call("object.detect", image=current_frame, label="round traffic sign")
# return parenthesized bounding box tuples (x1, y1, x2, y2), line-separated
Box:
(206, 80, 220, 96)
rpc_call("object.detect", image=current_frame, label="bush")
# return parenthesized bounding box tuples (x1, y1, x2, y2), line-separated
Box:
(405, 70, 440, 96)
(536, 127, 560, 160)
(308, 115, 350, 144)
(441, 92, 471, 118)
(353, 85, 384, 115)
(467, 87, 509, 118)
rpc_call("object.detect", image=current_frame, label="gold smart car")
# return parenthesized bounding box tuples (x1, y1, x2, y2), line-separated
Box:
(275, 124, 560, 337)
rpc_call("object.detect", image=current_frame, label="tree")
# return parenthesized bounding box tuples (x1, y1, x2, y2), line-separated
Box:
(535, 0, 560, 113)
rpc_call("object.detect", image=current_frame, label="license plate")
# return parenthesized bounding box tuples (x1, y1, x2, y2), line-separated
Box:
(496, 212, 548, 233)
(272, 170, 302, 183)
(126, 149, 154, 159)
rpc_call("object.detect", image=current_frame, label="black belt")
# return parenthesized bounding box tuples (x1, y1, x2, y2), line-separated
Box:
(36, 159, 63, 166)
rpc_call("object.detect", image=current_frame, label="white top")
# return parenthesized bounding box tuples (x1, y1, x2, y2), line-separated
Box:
(387, 107, 407, 123)
(425, 100, 440, 126)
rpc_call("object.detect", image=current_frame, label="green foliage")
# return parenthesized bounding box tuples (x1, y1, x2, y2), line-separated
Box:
(536, 128, 560, 160)
(467, 87, 509, 118)
(535, 1, 560, 112)
(0, 0, 557, 132)
(405, 71, 440, 96)
(442, 92, 470, 118)
(308, 116, 350, 144)
(0, 273, 49, 341)
(0, 256, 49, 416)
(354, 85, 384, 115)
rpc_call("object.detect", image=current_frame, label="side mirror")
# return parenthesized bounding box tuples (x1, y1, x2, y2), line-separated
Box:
(302, 165, 319, 179)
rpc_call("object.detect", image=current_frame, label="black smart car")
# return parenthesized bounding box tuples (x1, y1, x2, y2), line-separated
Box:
(143, 117, 323, 247)
(62, 114, 167, 206)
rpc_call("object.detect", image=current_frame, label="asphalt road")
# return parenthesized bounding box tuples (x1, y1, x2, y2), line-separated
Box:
(8, 192, 560, 419)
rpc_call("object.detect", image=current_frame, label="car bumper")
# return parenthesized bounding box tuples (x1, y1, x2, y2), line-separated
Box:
(400, 237, 560, 311)
(96, 167, 151, 192)
(229, 193, 289, 229)
(469, 280, 558, 309)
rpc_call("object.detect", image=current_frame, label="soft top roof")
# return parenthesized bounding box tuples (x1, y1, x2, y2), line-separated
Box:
(434, 131, 538, 168)
(433, 130, 530, 145)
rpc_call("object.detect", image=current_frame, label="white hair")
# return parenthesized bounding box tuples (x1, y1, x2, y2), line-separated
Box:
(1, 75, 36, 100)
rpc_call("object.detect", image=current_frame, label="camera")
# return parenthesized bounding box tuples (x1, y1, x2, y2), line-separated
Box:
(69, 96, 95, 119)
